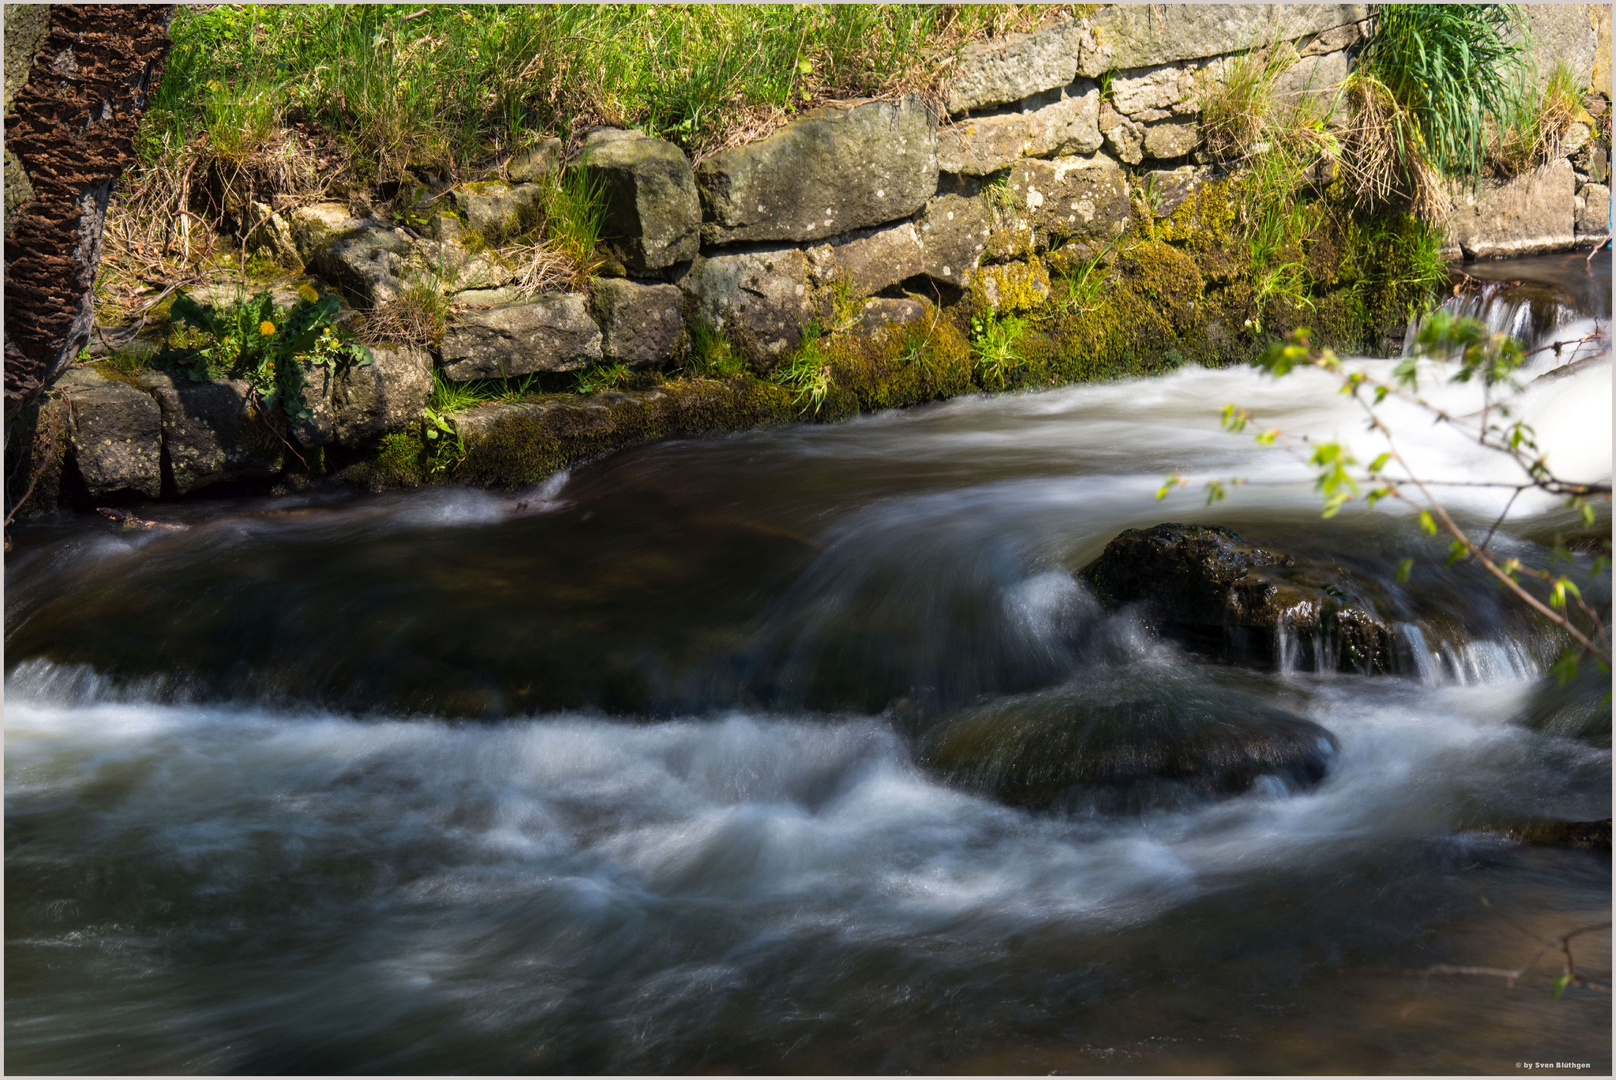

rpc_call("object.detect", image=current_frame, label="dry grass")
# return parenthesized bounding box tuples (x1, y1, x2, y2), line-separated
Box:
(1491, 62, 1586, 178)
(507, 241, 581, 297)
(360, 272, 453, 350)
(1339, 72, 1449, 223)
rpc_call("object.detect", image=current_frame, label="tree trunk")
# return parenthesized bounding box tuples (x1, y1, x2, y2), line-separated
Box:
(3, 3, 173, 438)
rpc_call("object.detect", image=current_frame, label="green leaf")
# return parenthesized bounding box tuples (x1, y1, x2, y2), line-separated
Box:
(1446, 539, 1468, 565)
(1418, 510, 1438, 536)
(1368, 452, 1392, 474)
(1395, 557, 1413, 583)
(1551, 972, 1572, 1000)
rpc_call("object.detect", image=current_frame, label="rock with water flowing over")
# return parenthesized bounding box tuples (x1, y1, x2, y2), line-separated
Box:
(919, 673, 1338, 813)
(1082, 523, 1397, 674)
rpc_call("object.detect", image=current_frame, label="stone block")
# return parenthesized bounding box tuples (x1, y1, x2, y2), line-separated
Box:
(676, 247, 814, 356)
(579, 128, 701, 272)
(310, 219, 416, 308)
(1007, 153, 1132, 246)
(60, 370, 162, 497)
(140, 372, 285, 494)
(805, 221, 926, 301)
(1445, 159, 1577, 258)
(287, 202, 364, 264)
(915, 190, 994, 285)
(846, 297, 930, 339)
(590, 278, 685, 367)
(1142, 119, 1202, 160)
(696, 97, 937, 245)
(1141, 166, 1207, 217)
(440, 291, 602, 380)
(451, 181, 544, 244)
(937, 82, 1102, 175)
(1099, 104, 1144, 165)
(1576, 183, 1610, 236)
(1078, 5, 1370, 76)
(971, 260, 1052, 313)
(1522, 5, 1601, 95)
(333, 344, 433, 446)
(944, 20, 1087, 114)
(507, 137, 563, 182)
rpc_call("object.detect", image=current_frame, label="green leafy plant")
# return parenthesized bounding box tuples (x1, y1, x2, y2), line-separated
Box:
(970, 312, 1027, 390)
(1180, 316, 1611, 679)
(155, 286, 372, 424)
(1343, 4, 1528, 218)
(774, 325, 834, 415)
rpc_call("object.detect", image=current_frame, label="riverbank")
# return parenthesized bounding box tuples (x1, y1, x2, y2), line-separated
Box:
(6, 4, 1611, 517)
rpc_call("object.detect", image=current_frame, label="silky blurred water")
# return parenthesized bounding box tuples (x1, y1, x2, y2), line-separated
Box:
(6, 254, 1609, 1073)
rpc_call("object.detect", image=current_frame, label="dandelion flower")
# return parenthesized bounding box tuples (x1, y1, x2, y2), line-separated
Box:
(296, 283, 320, 304)
(259, 320, 276, 336)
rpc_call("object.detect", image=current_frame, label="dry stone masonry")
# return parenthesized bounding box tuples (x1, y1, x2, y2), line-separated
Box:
(44, 4, 1612, 504)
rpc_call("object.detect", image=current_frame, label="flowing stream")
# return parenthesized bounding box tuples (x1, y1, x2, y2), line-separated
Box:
(6, 252, 1611, 1074)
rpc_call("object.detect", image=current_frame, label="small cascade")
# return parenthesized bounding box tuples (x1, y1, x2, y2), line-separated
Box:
(1396, 623, 1541, 687)
(1403, 277, 1580, 357)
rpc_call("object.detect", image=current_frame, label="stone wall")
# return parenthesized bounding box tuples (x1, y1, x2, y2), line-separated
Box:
(39, 4, 1616, 506)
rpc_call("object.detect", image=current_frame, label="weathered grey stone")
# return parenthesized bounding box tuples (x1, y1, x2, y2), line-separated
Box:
(846, 297, 929, 339)
(590, 278, 685, 367)
(1446, 159, 1577, 258)
(1141, 166, 1206, 217)
(1576, 183, 1610, 236)
(440, 292, 602, 380)
(915, 191, 994, 285)
(1142, 119, 1202, 160)
(452, 181, 544, 244)
(1099, 104, 1144, 165)
(1078, 5, 1371, 77)
(944, 20, 1086, 114)
(805, 221, 926, 301)
(1298, 18, 1368, 57)
(1008, 153, 1132, 246)
(1593, 4, 1611, 97)
(1110, 63, 1199, 118)
(696, 97, 938, 245)
(333, 344, 432, 446)
(579, 128, 702, 272)
(246, 200, 304, 273)
(1522, 5, 1601, 95)
(287, 202, 365, 263)
(59, 370, 163, 497)
(140, 372, 285, 494)
(310, 220, 415, 308)
(293, 357, 334, 449)
(937, 82, 1102, 175)
(1271, 49, 1351, 110)
(676, 248, 814, 356)
(507, 137, 563, 182)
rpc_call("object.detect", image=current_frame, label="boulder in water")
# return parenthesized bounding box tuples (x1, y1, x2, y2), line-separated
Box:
(919, 671, 1337, 813)
(1082, 523, 1397, 674)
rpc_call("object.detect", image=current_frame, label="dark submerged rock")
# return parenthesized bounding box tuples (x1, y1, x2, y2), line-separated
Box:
(919, 672, 1337, 813)
(1082, 523, 1397, 674)
(1518, 663, 1612, 748)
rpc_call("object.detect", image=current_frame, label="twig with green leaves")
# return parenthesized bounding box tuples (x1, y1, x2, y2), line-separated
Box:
(1162, 313, 1611, 676)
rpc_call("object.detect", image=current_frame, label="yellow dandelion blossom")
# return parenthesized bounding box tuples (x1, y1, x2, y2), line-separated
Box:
(259, 320, 276, 336)
(296, 283, 320, 304)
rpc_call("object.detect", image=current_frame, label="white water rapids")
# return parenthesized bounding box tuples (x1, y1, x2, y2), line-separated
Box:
(6, 257, 1610, 1073)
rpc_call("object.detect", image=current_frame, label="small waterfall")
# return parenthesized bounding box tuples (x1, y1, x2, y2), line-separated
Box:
(1396, 623, 1541, 687)
(1404, 277, 1580, 358)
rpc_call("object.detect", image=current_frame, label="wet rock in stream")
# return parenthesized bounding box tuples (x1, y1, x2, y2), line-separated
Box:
(1082, 523, 1398, 674)
(919, 670, 1336, 813)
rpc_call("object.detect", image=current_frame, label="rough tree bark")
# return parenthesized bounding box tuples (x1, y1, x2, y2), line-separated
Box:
(3, 4, 173, 437)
